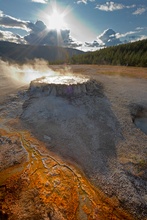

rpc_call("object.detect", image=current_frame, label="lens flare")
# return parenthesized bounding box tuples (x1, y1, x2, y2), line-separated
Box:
(48, 9, 67, 30)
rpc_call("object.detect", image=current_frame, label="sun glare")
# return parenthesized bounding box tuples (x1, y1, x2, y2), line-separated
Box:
(48, 9, 67, 31)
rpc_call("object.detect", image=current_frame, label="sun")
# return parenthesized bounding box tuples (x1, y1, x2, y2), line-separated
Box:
(48, 9, 67, 31)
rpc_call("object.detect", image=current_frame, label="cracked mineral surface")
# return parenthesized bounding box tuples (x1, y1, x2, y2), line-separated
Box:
(0, 128, 133, 220)
(0, 65, 147, 220)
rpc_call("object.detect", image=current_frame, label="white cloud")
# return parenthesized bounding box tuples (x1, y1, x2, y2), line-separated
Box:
(76, 0, 95, 4)
(98, 29, 121, 46)
(0, 11, 31, 31)
(96, 2, 135, 11)
(0, 30, 26, 44)
(133, 7, 147, 15)
(31, 0, 48, 3)
(115, 31, 139, 39)
(77, 0, 87, 4)
(83, 28, 146, 50)
(130, 35, 147, 42)
(136, 27, 145, 31)
(24, 20, 82, 48)
(0, 11, 82, 48)
(85, 40, 100, 47)
(83, 29, 122, 49)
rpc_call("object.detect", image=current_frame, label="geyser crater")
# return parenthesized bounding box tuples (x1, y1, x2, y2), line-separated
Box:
(29, 75, 103, 98)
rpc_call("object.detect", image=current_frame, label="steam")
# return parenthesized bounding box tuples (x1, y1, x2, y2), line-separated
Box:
(0, 59, 73, 86)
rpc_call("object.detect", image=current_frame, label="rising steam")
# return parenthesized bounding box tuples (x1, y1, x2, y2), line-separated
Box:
(0, 59, 73, 87)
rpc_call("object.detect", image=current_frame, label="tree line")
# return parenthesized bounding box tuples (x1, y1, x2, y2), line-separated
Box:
(69, 39, 147, 67)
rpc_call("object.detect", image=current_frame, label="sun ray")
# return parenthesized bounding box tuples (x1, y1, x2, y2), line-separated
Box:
(40, 2, 71, 31)
(37, 2, 72, 46)
(48, 9, 66, 31)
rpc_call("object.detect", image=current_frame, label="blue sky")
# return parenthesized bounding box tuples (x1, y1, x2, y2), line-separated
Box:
(0, 0, 147, 51)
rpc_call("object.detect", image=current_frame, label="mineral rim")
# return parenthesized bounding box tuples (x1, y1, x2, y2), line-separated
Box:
(29, 75, 103, 97)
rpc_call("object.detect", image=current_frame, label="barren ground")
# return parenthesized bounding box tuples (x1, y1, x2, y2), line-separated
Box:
(0, 64, 147, 220)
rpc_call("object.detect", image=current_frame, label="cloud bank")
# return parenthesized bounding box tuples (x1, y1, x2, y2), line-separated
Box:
(0, 11, 81, 48)
(95, 2, 135, 11)
(0, 10, 147, 51)
(0, 30, 26, 44)
(98, 29, 121, 46)
(0, 11, 30, 30)
(83, 28, 147, 50)
(24, 20, 81, 47)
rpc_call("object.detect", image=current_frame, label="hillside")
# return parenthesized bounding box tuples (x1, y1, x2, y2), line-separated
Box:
(70, 39, 147, 67)
(0, 41, 84, 63)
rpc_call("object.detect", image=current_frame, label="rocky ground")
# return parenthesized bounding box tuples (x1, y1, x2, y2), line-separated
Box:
(0, 64, 147, 220)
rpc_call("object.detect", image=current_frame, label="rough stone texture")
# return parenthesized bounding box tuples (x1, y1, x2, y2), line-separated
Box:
(0, 136, 28, 172)
(22, 78, 121, 179)
(29, 76, 103, 98)
(0, 65, 147, 220)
